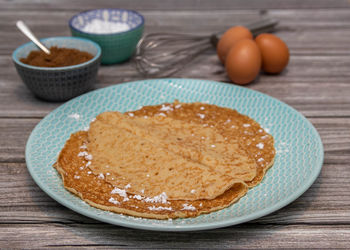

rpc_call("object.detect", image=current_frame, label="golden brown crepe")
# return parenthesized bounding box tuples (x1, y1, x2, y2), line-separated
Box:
(93, 111, 257, 182)
(54, 131, 248, 219)
(129, 101, 275, 187)
(86, 111, 257, 200)
(54, 101, 275, 219)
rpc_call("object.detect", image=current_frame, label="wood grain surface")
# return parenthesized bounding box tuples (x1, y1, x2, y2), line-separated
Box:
(1, 0, 350, 248)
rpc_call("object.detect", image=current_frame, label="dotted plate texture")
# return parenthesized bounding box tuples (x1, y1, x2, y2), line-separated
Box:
(26, 78, 324, 231)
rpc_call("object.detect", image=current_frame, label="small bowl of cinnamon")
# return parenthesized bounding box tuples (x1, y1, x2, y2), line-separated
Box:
(12, 36, 101, 101)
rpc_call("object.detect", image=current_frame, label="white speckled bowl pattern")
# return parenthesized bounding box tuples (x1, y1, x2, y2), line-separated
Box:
(69, 9, 144, 64)
(26, 79, 324, 231)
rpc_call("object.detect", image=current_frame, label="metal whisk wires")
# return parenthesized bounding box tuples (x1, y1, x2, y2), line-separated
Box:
(134, 18, 278, 77)
(135, 33, 213, 77)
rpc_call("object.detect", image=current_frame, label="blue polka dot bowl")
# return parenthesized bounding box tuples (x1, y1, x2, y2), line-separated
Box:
(69, 8, 144, 64)
(12, 36, 101, 102)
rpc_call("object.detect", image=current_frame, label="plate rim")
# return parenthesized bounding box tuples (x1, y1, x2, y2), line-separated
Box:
(25, 78, 324, 231)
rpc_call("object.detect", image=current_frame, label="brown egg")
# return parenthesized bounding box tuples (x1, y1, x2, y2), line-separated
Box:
(225, 39, 261, 85)
(255, 34, 289, 74)
(217, 26, 253, 64)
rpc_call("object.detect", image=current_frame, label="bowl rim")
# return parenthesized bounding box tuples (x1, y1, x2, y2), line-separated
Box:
(68, 8, 145, 36)
(12, 36, 102, 71)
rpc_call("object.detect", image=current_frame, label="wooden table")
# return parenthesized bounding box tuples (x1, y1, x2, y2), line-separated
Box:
(1, 0, 350, 248)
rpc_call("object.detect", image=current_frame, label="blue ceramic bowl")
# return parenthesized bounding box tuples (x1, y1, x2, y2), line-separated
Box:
(69, 8, 144, 64)
(12, 37, 101, 101)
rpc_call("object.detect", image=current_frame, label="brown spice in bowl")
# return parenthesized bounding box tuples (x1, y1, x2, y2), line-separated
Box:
(20, 46, 94, 67)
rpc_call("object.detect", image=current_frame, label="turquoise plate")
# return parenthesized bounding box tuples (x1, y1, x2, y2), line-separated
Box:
(25, 78, 324, 231)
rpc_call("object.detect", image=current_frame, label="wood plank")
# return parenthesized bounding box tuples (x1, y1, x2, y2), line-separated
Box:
(0, 224, 349, 248)
(2, 9, 350, 54)
(1, 0, 349, 11)
(1, 115, 349, 163)
(1, 161, 350, 225)
(2, 53, 350, 118)
(4, 28, 350, 56)
(0, 119, 38, 162)
(1, 117, 349, 225)
(2, 9, 350, 117)
(2, 9, 350, 52)
(1, 1, 350, 248)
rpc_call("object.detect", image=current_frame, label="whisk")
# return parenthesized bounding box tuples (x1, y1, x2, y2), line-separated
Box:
(134, 18, 278, 77)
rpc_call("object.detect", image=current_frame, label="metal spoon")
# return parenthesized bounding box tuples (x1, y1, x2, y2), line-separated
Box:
(16, 20, 50, 55)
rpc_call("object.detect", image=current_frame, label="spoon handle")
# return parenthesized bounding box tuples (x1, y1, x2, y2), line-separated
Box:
(16, 20, 51, 55)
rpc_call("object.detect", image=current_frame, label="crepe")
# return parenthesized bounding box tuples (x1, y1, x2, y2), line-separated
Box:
(87, 111, 257, 196)
(87, 117, 246, 200)
(129, 101, 275, 187)
(54, 101, 276, 219)
(54, 131, 248, 219)
(94, 112, 257, 182)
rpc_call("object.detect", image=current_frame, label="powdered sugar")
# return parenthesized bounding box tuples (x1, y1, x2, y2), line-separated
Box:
(82, 19, 130, 34)
(144, 192, 168, 204)
(160, 104, 174, 112)
(197, 113, 205, 119)
(181, 203, 196, 211)
(77, 151, 88, 157)
(109, 187, 169, 206)
(148, 205, 173, 211)
(108, 197, 120, 205)
(111, 187, 129, 202)
(133, 194, 143, 200)
(85, 154, 93, 160)
(77, 151, 93, 167)
(68, 113, 80, 120)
